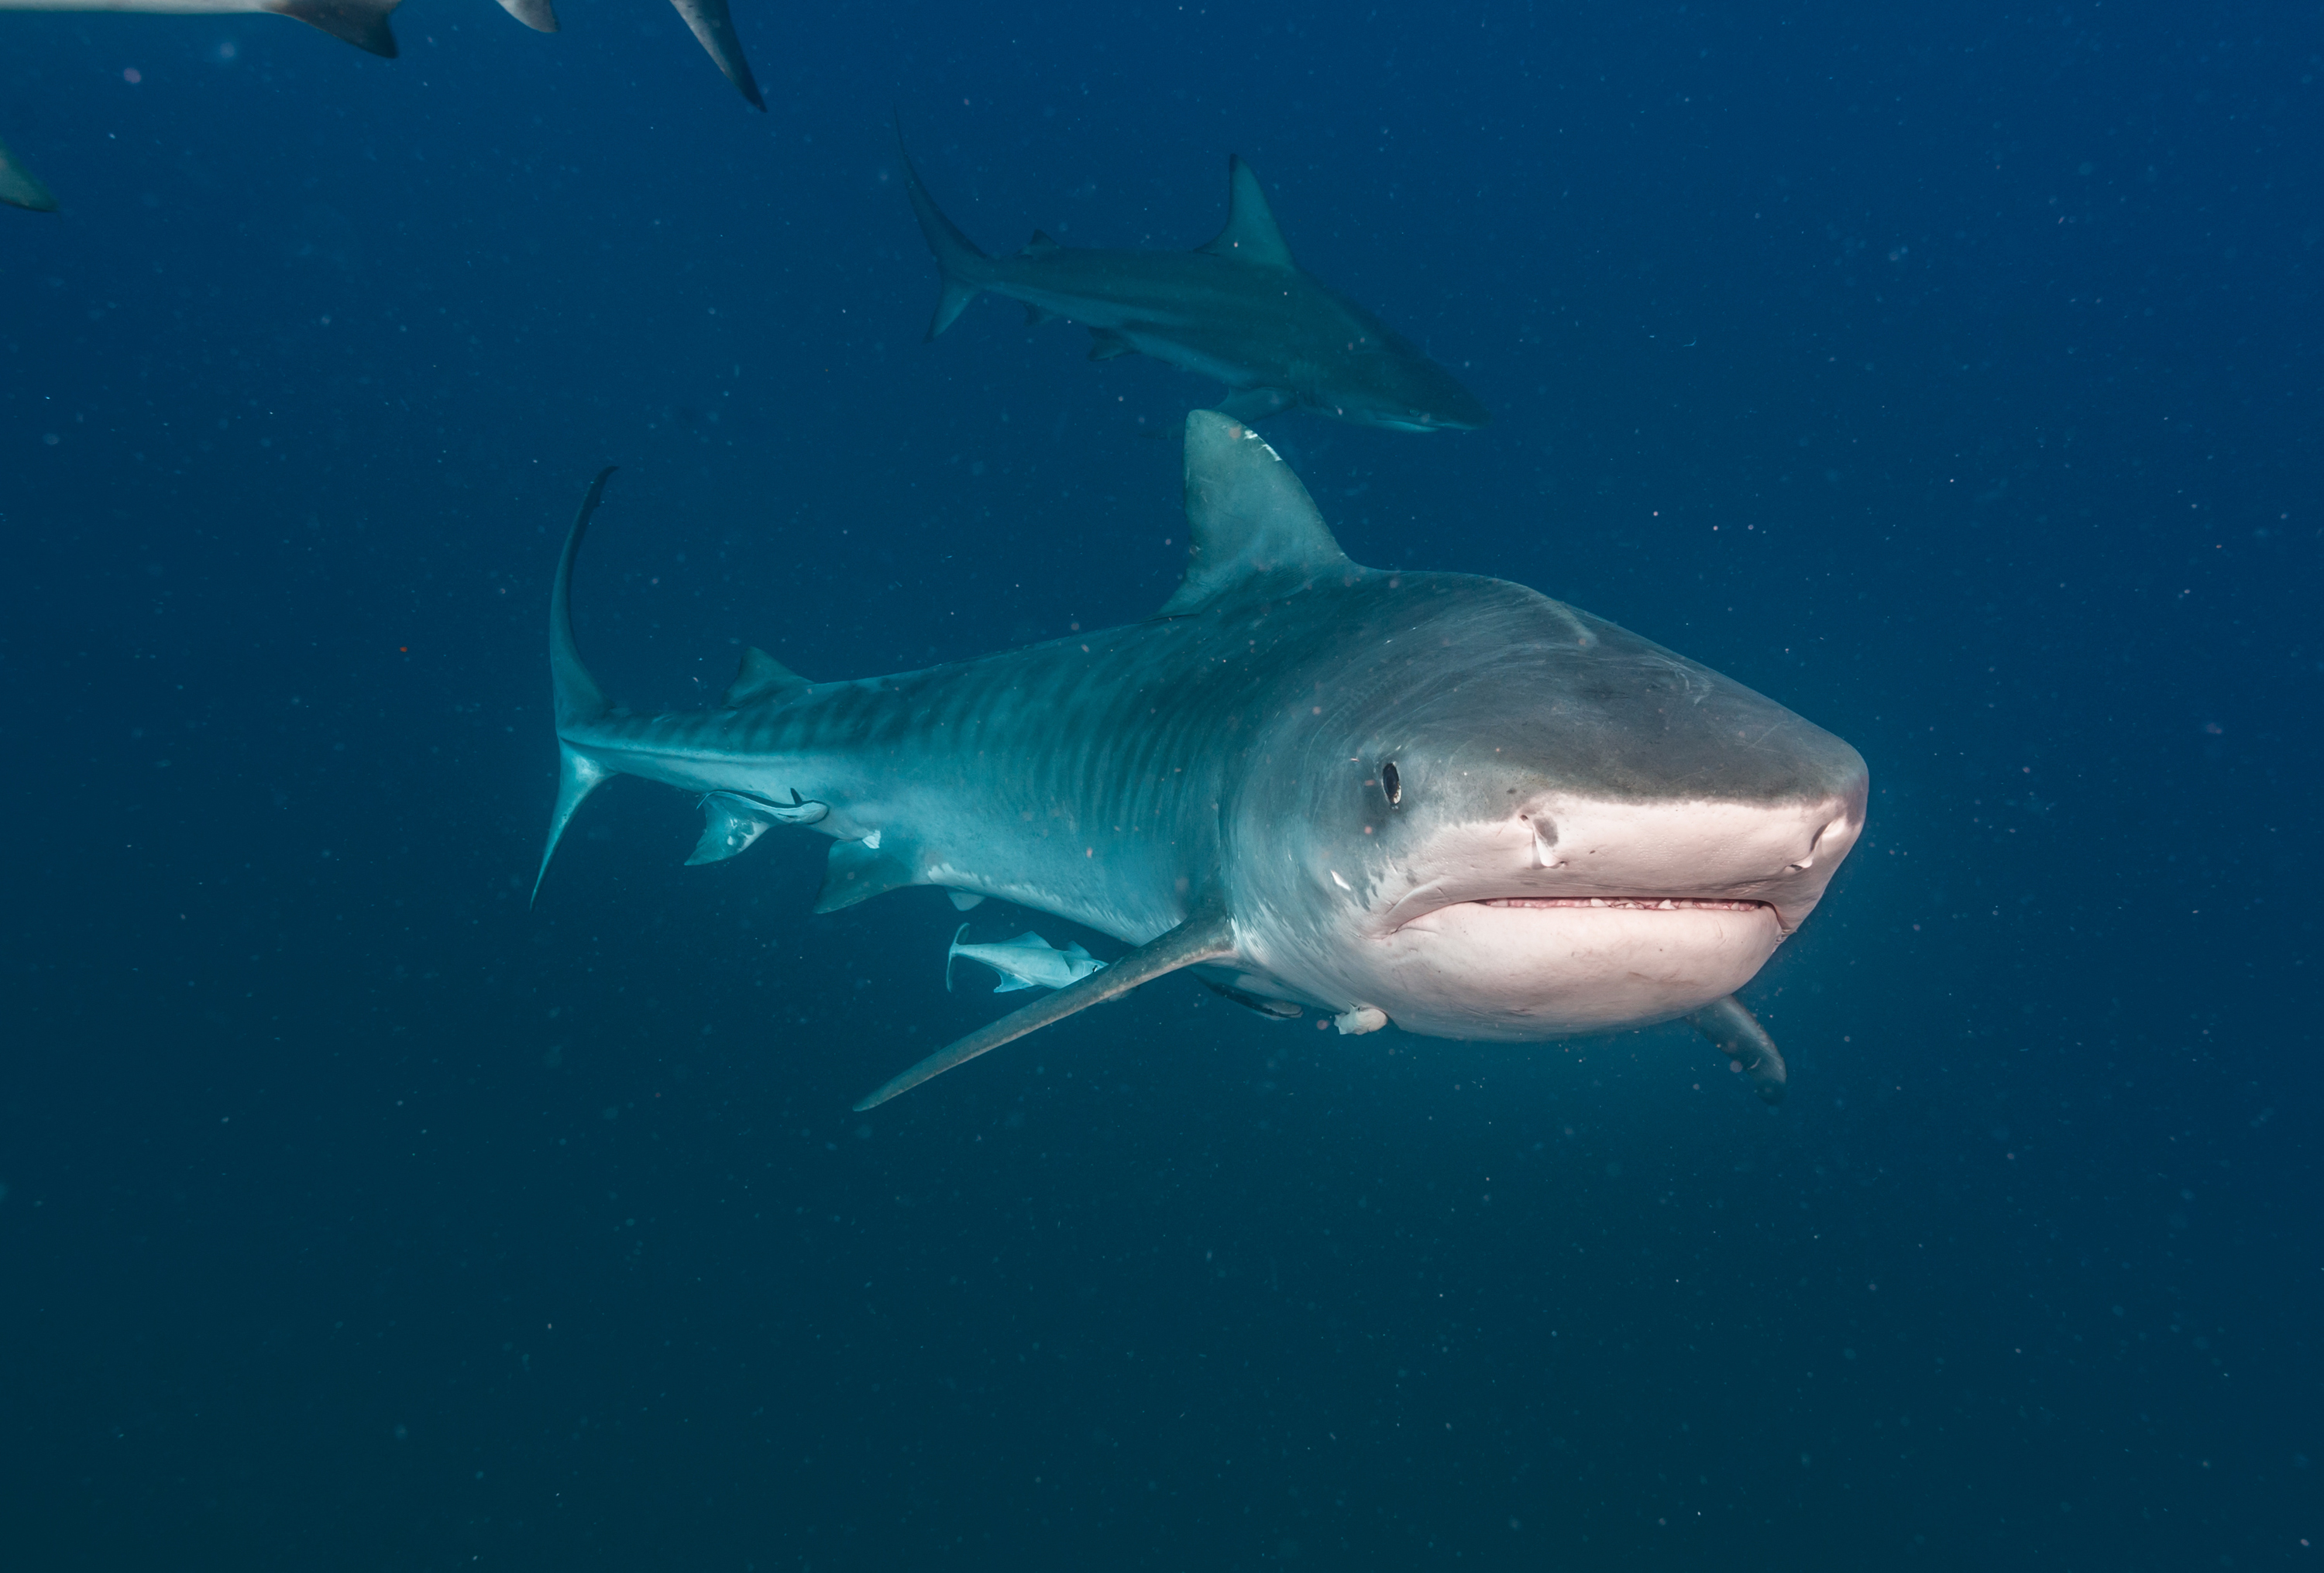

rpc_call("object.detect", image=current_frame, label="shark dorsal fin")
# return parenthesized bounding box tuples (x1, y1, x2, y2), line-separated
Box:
(722, 646, 810, 708)
(1198, 157, 1294, 269)
(1159, 410, 1352, 616)
(1023, 229, 1063, 255)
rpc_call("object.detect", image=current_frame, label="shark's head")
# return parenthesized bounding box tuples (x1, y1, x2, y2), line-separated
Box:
(1222, 577, 1867, 1042)
(1309, 298, 1493, 432)
(1155, 415, 1865, 1045)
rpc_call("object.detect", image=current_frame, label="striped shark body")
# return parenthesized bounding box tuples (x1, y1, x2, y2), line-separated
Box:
(535, 413, 1867, 1108)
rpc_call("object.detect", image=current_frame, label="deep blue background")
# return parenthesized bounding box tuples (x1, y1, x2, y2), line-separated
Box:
(2, 2, 2318, 1567)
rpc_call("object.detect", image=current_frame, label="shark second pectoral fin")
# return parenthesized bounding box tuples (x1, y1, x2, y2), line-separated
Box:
(1686, 994, 1789, 1106)
(1214, 386, 1295, 421)
(1088, 329, 1138, 362)
(854, 893, 1238, 1110)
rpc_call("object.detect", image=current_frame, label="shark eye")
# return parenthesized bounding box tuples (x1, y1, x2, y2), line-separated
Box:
(1379, 761, 1402, 806)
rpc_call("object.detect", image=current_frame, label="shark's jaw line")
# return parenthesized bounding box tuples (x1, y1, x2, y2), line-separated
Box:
(534, 414, 1867, 1108)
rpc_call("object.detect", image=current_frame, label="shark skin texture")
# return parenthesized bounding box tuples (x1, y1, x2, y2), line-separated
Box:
(532, 414, 1867, 1109)
(898, 131, 1491, 434)
(0, 0, 764, 112)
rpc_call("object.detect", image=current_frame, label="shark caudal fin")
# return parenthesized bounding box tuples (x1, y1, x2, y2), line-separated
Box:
(532, 468, 621, 907)
(896, 120, 988, 340)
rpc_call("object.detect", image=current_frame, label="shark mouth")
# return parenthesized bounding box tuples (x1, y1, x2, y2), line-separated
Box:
(1474, 896, 1773, 914)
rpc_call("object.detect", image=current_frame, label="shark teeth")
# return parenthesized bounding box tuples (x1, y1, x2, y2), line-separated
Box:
(1477, 897, 1771, 914)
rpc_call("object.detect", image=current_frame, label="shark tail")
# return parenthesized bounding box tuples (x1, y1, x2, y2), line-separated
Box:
(944, 922, 971, 993)
(533, 468, 621, 907)
(896, 120, 988, 341)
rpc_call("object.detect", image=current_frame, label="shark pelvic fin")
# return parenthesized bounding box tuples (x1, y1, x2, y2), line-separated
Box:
(1198, 156, 1294, 269)
(686, 789, 827, 866)
(268, 0, 404, 57)
(1686, 994, 1789, 1105)
(0, 140, 59, 214)
(896, 119, 989, 339)
(855, 893, 1238, 1110)
(721, 646, 810, 708)
(1158, 410, 1353, 616)
(667, 0, 765, 109)
(533, 744, 613, 907)
(814, 834, 918, 914)
(492, 0, 559, 31)
(1087, 328, 1136, 362)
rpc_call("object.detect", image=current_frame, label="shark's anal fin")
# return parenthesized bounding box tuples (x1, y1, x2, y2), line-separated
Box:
(854, 893, 1238, 1110)
(532, 744, 614, 907)
(1686, 994, 1789, 1105)
(686, 789, 827, 866)
(1157, 410, 1353, 616)
(1088, 328, 1137, 362)
(1198, 156, 1295, 269)
(722, 646, 810, 708)
(814, 835, 918, 913)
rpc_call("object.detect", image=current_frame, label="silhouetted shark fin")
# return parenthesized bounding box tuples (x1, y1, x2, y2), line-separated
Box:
(1025, 304, 1057, 327)
(854, 892, 1237, 1110)
(1686, 994, 1789, 1105)
(1158, 410, 1353, 616)
(493, 0, 559, 32)
(721, 646, 810, 708)
(1023, 230, 1062, 255)
(1214, 386, 1293, 421)
(667, 0, 765, 110)
(1198, 156, 1294, 269)
(1088, 329, 1136, 362)
(896, 118, 989, 339)
(0, 140, 58, 213)
(269, 0, 403, 57)
(815, 834, 918, 914)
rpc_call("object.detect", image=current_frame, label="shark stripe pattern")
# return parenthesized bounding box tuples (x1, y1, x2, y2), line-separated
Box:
(534, 413, 1867, 1108)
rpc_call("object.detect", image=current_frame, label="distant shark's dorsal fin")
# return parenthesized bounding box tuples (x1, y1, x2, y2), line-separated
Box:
(721, 646, 810, 708)
(1023, 230, 1062, 255)
(1198, 156, 1294, 270)
(1158, 410, 1353, 616)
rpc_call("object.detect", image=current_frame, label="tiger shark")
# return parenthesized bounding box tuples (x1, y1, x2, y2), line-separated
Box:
(532, 414, 1865, 1109)
(900, 136, 1490, 433)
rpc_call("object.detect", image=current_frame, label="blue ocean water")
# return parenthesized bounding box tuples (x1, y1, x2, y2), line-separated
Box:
(3, 2, 2317, 1566)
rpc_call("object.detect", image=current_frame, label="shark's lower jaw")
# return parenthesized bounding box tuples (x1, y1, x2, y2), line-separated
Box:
(1355, 898, 1786, 1041)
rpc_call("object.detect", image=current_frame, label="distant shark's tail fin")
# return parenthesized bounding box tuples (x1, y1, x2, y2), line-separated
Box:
(895, 118, 988, 340)
(533, 468, 621, 907)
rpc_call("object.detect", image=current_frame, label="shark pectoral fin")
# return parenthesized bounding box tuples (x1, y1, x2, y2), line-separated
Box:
(266, 0, 404, 57)
(1088, 329, 1137, 362)
(0, 141, 60, 213)
(1213, 386, 1294, 421)
(1686, 994, 1789, 1106)
(532, 744, 614, 907)
(722, 646, 811, 708)
(813, 835, 918, 914)
(854, 893, 1238, 1111)
(492, 0, 559, 32)
(1198, 156, 1296, 269)
(666, 0, 765, 109)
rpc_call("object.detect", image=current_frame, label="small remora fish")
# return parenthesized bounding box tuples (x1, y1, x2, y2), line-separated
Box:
(898, 129, 1490, 434)
(946, 925, 1106, 995)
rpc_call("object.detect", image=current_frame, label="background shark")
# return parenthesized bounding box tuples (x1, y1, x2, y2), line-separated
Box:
(900, 137, 1490, 431)
(0, 139, 57, 211)
(534, 413, 1864, 1108)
